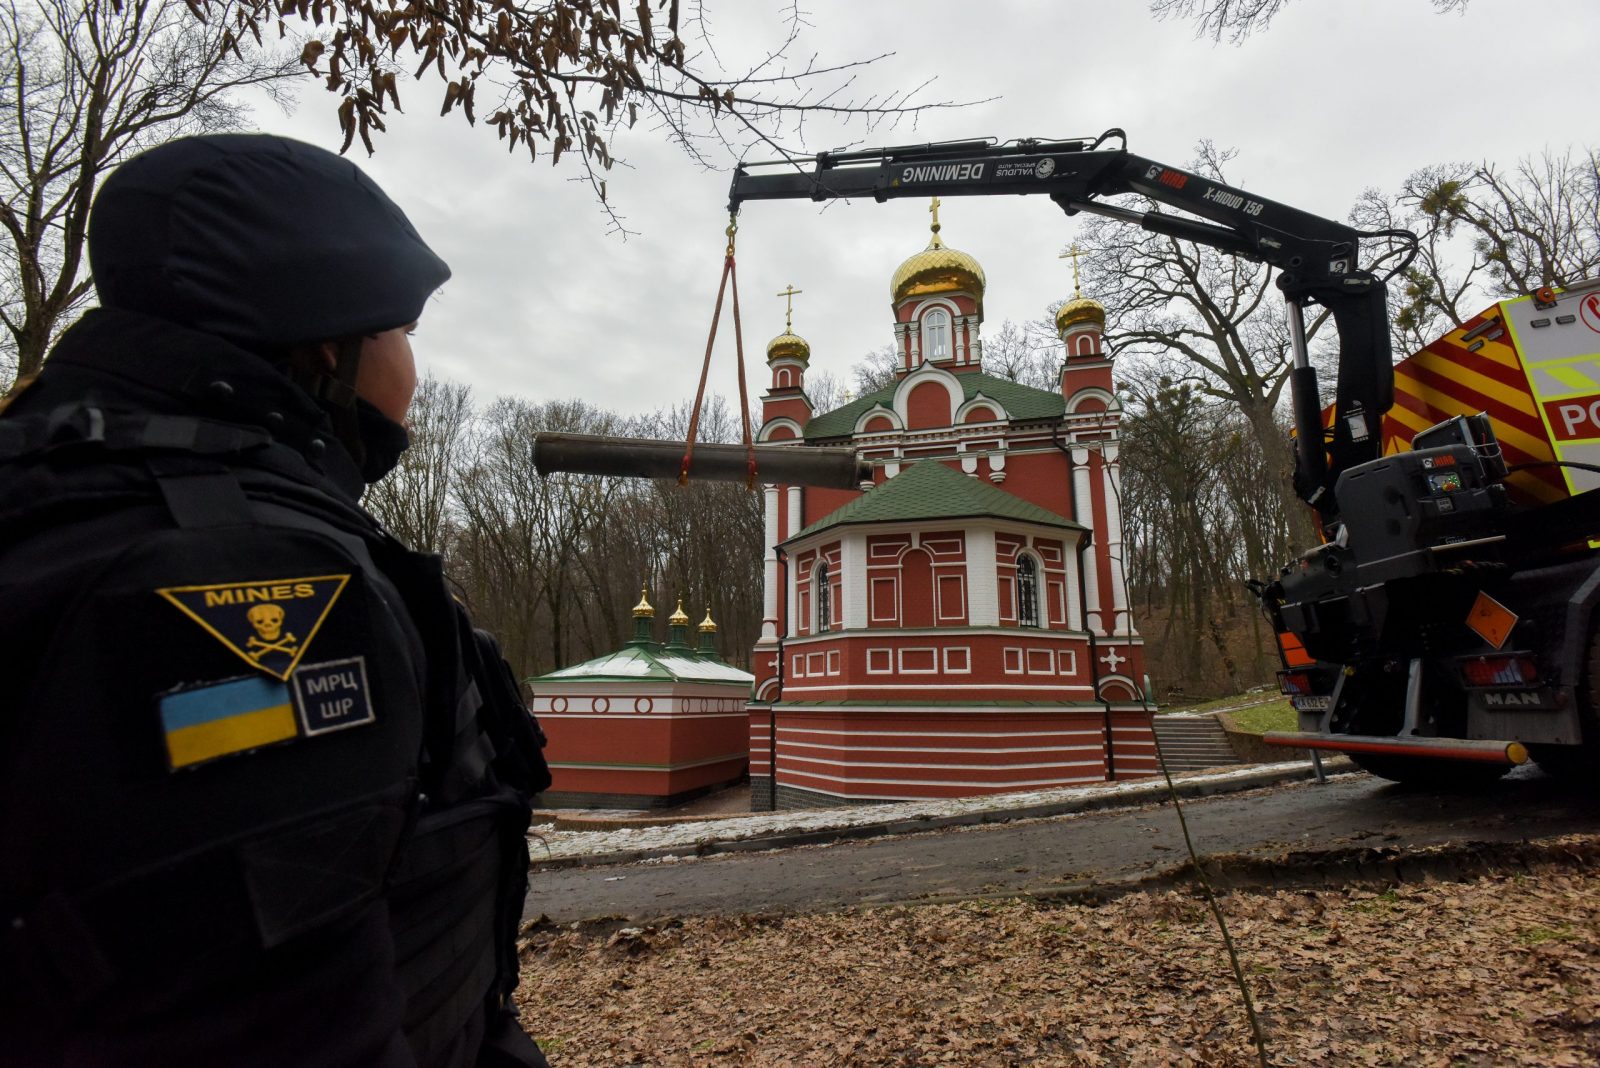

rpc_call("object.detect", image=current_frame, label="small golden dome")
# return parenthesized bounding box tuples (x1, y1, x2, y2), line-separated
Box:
(698, 609, 718, 633)
(1056, 296, 1106, 335)
(766, 331, 810, 363)
(632, 586, 655, 618)
(669, 598, 690, 626)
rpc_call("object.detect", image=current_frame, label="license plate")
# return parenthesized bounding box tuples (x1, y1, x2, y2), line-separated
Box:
(1292, 696, 1332, 712)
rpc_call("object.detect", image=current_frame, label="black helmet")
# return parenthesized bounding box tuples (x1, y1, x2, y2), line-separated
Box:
(89, 133, 450, 350)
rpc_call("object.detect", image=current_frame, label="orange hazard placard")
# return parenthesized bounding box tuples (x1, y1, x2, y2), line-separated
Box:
(1466, 591, 1518, 650)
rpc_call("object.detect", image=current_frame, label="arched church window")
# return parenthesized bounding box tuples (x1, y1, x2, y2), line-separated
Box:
(816, 562, 832, 633)
(922, 308, 951, 361)
(1016, 554, 1041, 628)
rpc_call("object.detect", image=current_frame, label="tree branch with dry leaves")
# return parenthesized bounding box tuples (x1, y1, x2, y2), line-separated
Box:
(0, 0, 300, 388)
(187, 0, 970, 236)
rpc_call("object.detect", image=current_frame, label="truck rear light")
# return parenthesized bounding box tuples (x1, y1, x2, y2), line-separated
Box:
(1278, 671, 1313, 696)
(1460, 655, 1539, 687)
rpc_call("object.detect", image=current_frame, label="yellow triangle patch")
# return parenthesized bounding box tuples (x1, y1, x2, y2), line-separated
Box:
(156, 575, 351, 681)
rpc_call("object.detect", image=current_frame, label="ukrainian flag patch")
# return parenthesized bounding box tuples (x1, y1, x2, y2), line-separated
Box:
(159, 675, 300, 771)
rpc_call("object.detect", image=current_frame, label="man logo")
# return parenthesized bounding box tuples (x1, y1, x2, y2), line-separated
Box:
(1035, 158, 1056, 179)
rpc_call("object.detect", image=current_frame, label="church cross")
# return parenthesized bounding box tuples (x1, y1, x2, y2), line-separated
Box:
(1099, 647, 1126, 672)
(776, 284, 803, 332)
(1059, 244, 1083, 298)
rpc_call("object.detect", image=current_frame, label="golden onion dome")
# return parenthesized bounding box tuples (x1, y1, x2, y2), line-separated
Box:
(891, 199, 984, 304)
(891, 236, 985, 305)
(669, 598, 690, 626)
(1056, 295, 1106, 335)
(698, 609, 718, 634)
(632, 586, 655, 618)
(766, 331, 810, 363)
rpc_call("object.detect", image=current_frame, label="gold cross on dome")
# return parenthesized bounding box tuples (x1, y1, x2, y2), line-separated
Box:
(1059, 243, 1083, 298)
(775, 284, 803, 332)
(928, 196, 942, 238)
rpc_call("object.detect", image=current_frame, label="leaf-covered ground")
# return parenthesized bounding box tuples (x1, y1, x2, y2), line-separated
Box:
(517, 841, 1600, 1066)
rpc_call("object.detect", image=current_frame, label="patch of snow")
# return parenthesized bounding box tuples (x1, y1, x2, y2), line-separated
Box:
(545, 652, 656, 678)
(654, 656, 754, 682)
(528, 761, 1330, 862)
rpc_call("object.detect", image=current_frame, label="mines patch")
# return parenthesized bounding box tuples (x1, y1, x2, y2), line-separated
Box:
(156, 575, 350, 680)
(159, 675, 298, 771)
(292, 657, 375, 736)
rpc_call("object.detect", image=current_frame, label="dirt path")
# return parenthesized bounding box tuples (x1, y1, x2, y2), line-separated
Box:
(526, 767, 1600, 924)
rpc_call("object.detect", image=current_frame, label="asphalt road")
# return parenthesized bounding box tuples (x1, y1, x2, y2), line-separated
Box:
(524, 767, 1600, 924)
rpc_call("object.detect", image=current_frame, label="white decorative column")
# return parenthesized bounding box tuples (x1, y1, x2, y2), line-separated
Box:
(1071, 446, 1103, 633)
(841, 532, 867, 630)
(966, 527, 999, 627)
(785, 486, 803, 637)
(761, 486, 780, 641)
(1100, 444, 1135, 636)
(1063, 535, 1084, 631)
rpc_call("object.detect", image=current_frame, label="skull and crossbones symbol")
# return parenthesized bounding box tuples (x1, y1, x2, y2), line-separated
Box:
(245, 603, 299, 659)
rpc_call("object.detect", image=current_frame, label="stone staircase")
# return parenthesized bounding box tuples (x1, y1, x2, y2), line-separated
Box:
(1151, 714, 1245, 772)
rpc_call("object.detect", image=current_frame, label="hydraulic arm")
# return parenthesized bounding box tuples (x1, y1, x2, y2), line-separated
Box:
(728, 130, 1412, 526)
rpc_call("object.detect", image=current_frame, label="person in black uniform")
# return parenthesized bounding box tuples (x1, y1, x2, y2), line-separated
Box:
(0, 134, 551, 1067)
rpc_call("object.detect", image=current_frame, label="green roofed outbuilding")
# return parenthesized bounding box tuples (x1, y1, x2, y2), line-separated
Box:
(527, 590, 753, 809)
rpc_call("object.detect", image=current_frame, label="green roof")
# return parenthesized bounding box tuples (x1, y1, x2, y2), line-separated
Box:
(804, 371, 1065, 440)
(786, 459, 1083, 543)
(533, 642, 753, 686)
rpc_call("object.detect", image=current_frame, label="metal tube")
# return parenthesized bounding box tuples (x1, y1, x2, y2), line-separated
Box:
(1261, 731, 1529, 765)
(531, 432, 873, 489)
(1285, 293, 1312, 371)
(1401, 657, 1424, 736)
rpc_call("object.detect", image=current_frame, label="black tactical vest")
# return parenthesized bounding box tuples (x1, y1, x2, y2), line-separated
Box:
(0, 315, 551, 1068)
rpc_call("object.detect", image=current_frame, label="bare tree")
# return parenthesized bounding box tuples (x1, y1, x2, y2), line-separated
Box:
(364, 373, 473, 552)
(1353, 144, 1600, 356)
(982, 318, 1057, 391)
(1071, 142, 1318, 548)
(1152, 0, 1468, 42)
(193, 1, 971, 233)
(850, 341, 898, 396)
(0, 0, 300, 388)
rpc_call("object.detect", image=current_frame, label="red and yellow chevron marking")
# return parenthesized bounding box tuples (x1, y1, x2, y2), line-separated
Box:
(1381, 308, 1568, 506)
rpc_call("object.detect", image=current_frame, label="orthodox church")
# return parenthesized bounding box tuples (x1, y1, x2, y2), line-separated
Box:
(748, 200, 1155, 810)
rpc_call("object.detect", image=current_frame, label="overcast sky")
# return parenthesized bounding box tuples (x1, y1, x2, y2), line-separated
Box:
(240, 0, 1598, 418)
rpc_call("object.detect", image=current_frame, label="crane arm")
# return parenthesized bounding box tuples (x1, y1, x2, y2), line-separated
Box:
(727, 131, 1413, 525)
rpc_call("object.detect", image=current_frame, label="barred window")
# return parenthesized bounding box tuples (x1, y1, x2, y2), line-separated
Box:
(816, 563, 832, 633)
(1017, 554, 1041, 628)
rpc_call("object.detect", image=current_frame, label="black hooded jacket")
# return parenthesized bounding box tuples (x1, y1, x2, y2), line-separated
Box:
(0, 310, 549, 1067)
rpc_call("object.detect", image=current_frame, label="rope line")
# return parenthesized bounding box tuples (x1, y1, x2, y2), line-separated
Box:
(681, 216, 758, 489)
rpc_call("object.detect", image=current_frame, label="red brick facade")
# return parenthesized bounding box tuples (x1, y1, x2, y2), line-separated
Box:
(748, 221, 1152, 808)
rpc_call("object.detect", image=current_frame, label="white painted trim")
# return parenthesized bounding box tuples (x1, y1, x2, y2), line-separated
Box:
(777, 726, 1107, 739)
(954, 392, 1009, 424)
(780, 682, 1097, 693)
(892, 361, 965, 427)
(779, 768, 1105, 789)
(758, 417, 806, 442)
(763, 702, 1106, 713)
(548, 752, 746, 772)
(1066, 387, 1119, 414)
(537, 712, 749, 721)
(774, 778, 1107, 801)
(854, 405, 903, 434)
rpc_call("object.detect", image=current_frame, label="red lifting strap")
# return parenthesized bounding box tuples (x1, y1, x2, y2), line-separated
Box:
(681, 222, 757, 489)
